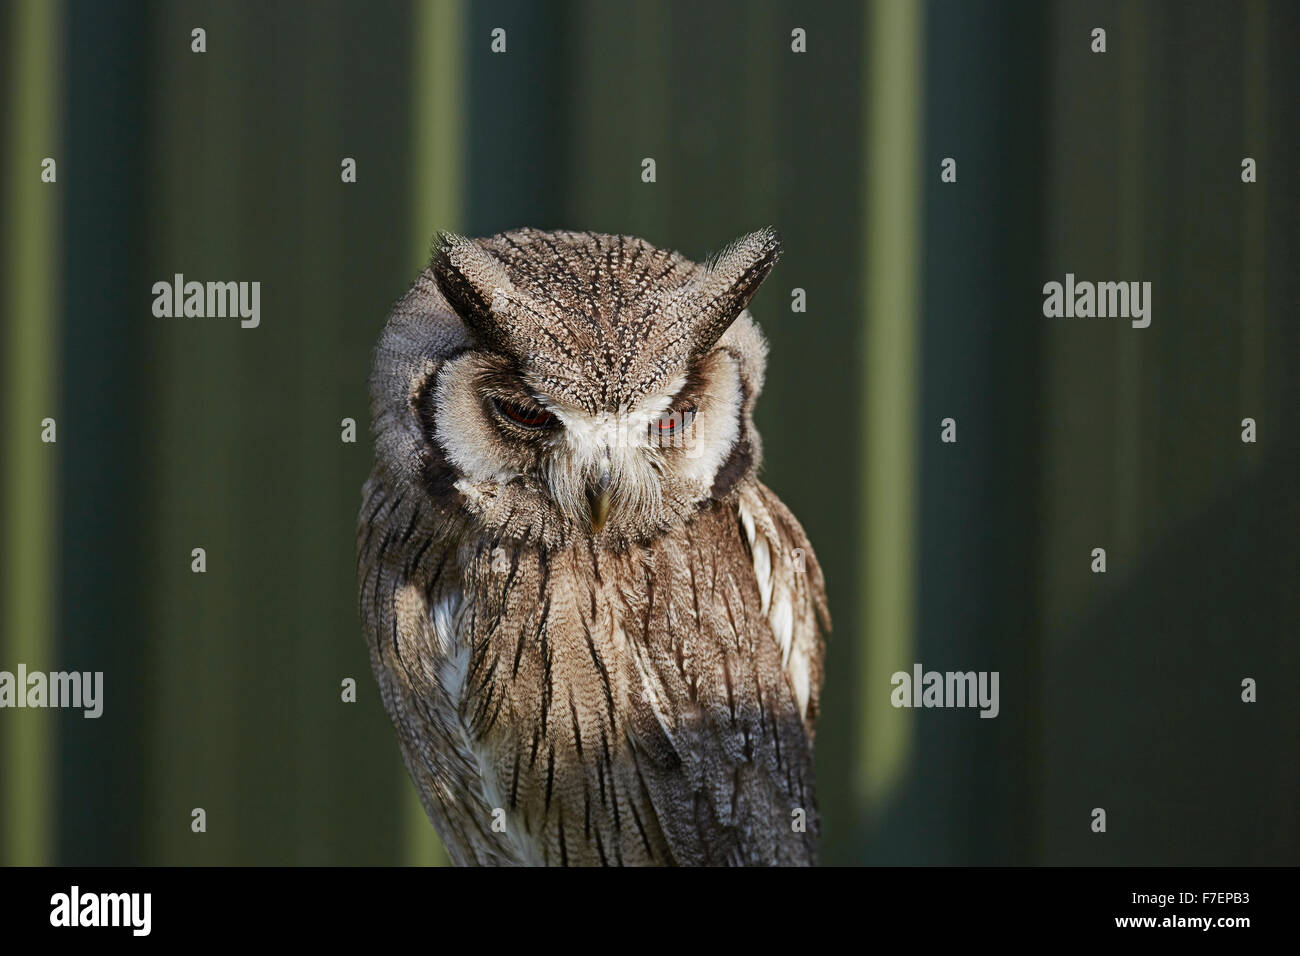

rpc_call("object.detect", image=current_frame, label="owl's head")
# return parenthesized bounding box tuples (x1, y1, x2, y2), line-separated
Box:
(369, 228, 781, 550)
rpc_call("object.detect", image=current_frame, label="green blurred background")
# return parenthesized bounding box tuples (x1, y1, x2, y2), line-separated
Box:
(1, 0, 1296, 865)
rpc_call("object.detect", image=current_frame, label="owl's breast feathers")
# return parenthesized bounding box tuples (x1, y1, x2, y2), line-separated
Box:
(359, 476, 829, 866)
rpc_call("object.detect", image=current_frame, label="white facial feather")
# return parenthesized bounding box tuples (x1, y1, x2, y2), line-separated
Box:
(432, 354, 524, 484)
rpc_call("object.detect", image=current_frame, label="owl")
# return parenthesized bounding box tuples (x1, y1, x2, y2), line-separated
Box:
(357, 227, 829, 866)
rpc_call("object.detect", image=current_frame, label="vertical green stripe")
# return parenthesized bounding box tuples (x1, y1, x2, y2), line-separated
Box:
(406, 0, 465, 866)
(1113, 3, 1146, 557)
(2, 0, 61, 866)
(859, 0, 923, 809)
(740, 2, 778, 205)
(568, 0, 670, 235)
(411, 0, 464, 272)
(145, 0, 245, 865)
(1240, 0, 1266, 441)
(291, 2, 342, 866)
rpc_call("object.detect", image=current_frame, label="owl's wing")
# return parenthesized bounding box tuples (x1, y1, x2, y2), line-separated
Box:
(615, 481, 831, 865)
(358, 475, 521, 866)
(736, 481, 831, 737)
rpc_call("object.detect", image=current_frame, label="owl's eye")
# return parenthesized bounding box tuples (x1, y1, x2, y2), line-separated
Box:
(493, 397, 557, 430)
(652, 405, 697, 438)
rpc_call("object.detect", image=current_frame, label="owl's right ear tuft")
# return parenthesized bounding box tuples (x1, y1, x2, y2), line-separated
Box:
(429, 232, 516, 353)
(691, 227, 784, 354)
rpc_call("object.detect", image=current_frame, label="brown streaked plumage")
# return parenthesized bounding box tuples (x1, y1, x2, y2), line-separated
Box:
(357, 228, 830, 865)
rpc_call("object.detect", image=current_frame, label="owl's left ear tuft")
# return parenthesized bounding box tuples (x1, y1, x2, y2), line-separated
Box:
(429, 232, 517, 353)
(692, 227, 783, 353)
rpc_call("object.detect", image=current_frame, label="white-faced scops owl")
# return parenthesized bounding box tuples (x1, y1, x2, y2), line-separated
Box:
(357, 228, 829, 866)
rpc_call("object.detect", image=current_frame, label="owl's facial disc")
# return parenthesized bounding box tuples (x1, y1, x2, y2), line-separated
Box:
(429, 347, 746, 542)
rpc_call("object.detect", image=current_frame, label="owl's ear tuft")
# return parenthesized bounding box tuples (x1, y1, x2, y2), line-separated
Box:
(692, 227, 783, 353)
(430, 232, 516, 352)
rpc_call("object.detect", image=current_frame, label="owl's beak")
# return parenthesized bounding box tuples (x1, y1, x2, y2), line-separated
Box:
(587, 465, 613, 533)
